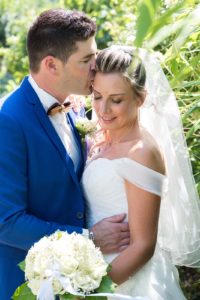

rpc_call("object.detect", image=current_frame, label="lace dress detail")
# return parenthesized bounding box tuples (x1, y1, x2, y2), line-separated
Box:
(81, 158, 186, 300)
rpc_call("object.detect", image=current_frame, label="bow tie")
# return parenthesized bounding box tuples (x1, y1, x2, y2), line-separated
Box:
(47, 101, 71, 116)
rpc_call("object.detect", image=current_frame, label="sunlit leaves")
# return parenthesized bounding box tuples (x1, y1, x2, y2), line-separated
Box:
(0, 0, 199, 190)
(135, 0, 161, 47)
(12, 282, 36, 300)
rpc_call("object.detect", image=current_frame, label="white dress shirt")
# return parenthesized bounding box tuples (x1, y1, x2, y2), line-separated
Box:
(28, 75, 79, 170)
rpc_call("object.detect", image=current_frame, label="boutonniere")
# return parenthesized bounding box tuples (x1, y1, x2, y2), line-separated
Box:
(75, 117, 97, 140)
(75, 117, 97, 153)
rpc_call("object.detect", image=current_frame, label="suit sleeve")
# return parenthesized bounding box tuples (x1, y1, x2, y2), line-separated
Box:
(0, 112, 83, 251)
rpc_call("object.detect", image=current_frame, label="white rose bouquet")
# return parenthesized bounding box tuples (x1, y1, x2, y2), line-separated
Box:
(13, 231, 114, 300)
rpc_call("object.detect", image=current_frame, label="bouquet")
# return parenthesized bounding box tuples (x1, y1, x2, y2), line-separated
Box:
(13, 231, 114, 300)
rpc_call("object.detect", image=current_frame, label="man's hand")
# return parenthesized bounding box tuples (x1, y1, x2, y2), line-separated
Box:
(90, 213, 130, 254)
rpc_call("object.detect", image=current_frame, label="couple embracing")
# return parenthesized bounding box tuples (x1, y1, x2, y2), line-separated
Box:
(0, 8, 199, 300)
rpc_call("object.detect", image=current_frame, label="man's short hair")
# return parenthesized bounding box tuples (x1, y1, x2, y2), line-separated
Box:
(27, 9, 96, 72)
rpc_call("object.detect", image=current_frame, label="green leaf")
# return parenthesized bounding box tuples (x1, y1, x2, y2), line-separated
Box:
(135, 0, 161, 47)
(96, 275, 116, 294)
(135, 2, 152, 47)
(61, 273, 115, 300)
(12, 282, 36, 300)
(86, 296, 107, 300)
(172, 4, 200, 51)
(186, 119, 200, 140)
(147, 19, 184, 49)
(59, 294, 79, 300)
(18, 260, 25, 272)
(182, 102, 200, 122)
(148, 1, 185, 39)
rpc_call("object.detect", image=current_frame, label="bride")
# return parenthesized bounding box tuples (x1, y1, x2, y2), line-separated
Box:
(81, 46, 200, 300)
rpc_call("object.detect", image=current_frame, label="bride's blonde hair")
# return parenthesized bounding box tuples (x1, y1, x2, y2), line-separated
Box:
(95, 45, 146, 99)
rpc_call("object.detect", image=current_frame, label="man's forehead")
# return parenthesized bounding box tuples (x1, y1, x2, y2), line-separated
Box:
(74, 37, 97, 57)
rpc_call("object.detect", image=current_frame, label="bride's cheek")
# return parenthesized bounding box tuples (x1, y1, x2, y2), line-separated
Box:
(92, 101, 98, 110)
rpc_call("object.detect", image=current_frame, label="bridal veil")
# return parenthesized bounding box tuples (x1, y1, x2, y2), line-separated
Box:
(137, 48, 200, 267)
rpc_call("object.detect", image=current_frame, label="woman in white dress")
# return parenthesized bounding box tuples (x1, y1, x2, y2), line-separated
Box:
(81, 46, 200, 300)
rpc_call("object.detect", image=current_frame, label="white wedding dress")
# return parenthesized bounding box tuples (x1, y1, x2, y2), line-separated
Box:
(81, 157, 187, 300)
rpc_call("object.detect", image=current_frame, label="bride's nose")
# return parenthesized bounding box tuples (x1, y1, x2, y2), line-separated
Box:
(99, 100, 111, 114)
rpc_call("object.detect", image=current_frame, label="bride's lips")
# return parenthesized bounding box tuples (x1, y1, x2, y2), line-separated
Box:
(100, 116, 116, 123)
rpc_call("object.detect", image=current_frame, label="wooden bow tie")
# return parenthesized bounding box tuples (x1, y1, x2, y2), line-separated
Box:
(47, 101, 71, 116)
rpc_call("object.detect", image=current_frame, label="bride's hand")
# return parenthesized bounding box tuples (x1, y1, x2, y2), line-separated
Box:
(90, 213, 130, 254)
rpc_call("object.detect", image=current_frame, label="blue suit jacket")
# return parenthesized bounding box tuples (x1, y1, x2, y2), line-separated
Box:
(0, 77, 86, 299)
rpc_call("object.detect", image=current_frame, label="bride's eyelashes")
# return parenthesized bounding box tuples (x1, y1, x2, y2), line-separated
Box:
(93, 96, 102, 100)
(93, 92, 102, 100)
(112, 98, 122, 104)
(93, 95, 123, 104)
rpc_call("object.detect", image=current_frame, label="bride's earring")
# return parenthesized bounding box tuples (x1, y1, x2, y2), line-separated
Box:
(138, 109, 141, 124)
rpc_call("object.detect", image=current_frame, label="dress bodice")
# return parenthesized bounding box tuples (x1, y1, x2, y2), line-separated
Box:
(81, 157, 166, 262)
(82, 157, 166, 224)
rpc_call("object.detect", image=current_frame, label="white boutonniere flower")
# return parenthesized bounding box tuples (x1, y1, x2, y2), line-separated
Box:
(76, 117, 97, 139)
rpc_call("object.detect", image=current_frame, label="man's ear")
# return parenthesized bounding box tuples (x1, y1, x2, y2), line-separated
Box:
(42, 56, 58, 74)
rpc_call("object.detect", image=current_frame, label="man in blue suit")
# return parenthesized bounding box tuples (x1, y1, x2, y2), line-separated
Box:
(0, 9, 129, 299)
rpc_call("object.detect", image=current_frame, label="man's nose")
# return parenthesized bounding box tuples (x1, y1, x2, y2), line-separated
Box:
(90, 52, 97, 81)
(91, 55, 96, 71)
(90, 54, 97, 78)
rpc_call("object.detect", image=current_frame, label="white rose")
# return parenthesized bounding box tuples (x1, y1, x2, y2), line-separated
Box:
(28, 279, 41, 295)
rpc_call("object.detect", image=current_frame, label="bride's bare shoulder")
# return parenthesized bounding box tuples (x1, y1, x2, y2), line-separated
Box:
(128, 130, 165, 175)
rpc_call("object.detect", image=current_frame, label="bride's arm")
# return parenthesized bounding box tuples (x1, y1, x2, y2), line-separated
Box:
(109, 146, 164, 285)
(109, 182, 161, 284)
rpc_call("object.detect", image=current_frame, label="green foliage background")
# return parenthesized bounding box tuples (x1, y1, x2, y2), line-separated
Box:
(0, 0, 200, 298)
(0, 0, 199, 192)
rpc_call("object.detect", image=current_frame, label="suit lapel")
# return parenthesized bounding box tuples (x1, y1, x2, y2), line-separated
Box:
(67, 112, 85, 178)
(22, 77, 81, 187)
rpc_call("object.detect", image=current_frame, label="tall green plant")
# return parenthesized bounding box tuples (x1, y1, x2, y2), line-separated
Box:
(112, 0, 200, 192)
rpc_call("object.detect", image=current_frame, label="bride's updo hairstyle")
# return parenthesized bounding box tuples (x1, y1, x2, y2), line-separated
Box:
(95, 45, 146, 99)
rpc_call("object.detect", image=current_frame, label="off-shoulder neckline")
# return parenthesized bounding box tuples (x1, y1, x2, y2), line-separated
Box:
(86, 156, 166, 179)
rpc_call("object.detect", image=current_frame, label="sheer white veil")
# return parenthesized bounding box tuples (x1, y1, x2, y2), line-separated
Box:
(138, 48, 200, 267)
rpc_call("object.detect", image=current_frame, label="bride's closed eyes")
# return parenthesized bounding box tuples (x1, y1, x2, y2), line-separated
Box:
(111, 98, 122, 104)
(93, 94, 101, 100)
(92, 90, 101, 100)
(93, 92, 123, 104)
(93, 96, 122, 104)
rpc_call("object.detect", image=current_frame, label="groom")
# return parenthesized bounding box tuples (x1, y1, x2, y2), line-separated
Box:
(0, 9, 129, 300)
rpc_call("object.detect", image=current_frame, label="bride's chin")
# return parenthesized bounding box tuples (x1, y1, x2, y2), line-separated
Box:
(100, 120, 115, 128)
(99, 123, 111, 130)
